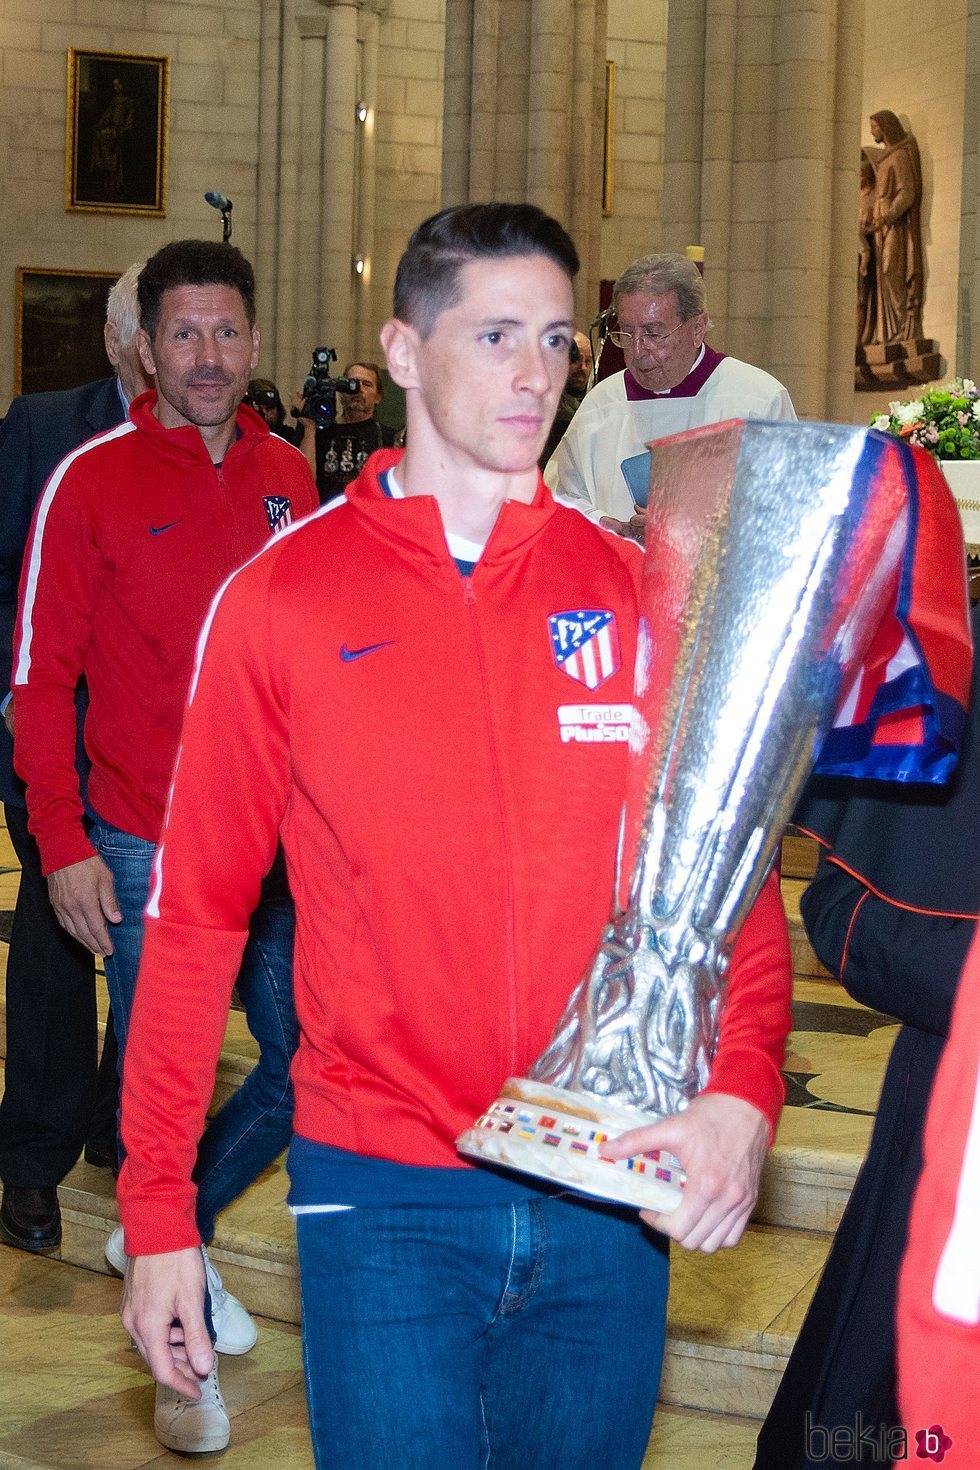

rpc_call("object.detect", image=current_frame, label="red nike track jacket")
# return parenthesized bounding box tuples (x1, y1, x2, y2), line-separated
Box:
(117, 451, 792, 1254)
(12, 391, 317, 874)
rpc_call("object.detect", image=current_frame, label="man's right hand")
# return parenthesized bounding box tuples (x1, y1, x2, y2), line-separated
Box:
(47, 854, 122, 956)
(599, 513, 646, 545)
(122, 1247, 213, 1398)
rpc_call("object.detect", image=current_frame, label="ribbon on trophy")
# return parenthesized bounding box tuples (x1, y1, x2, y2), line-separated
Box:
(458, 421, 972, 1211)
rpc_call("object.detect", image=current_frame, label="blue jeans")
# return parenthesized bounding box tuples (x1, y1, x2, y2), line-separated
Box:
(92, 820, 298, 1243)
(295, 1193, 669, 1469)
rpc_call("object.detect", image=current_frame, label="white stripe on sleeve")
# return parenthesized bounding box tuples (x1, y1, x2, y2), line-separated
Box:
(14, 422, 136, 685)
(932, 1052, 980, 1325)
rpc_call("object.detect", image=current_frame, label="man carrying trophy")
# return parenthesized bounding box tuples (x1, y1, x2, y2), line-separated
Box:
(114, 202, 966, 1469)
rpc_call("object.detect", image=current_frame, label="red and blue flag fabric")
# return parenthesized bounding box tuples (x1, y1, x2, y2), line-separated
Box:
(814, 437, 971, 785)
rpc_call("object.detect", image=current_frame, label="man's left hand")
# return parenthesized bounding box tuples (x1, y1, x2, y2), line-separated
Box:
(602, 1093, 770, 1253)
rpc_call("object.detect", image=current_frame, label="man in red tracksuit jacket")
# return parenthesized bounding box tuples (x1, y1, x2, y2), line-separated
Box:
(13, 240, 318, 1456)
(118, 206, 792, 1469)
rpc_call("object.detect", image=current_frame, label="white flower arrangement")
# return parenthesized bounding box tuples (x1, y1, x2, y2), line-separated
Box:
(872, 379, 980, 460)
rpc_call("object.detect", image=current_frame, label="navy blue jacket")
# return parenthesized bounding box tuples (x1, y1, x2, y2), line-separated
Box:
(0, 377, 126, 806)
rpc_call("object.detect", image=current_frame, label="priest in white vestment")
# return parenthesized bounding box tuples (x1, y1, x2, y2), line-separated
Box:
(544, 254, 796, 539)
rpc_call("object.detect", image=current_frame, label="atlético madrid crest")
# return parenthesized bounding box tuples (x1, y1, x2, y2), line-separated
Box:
(548, 610, 621, 691)
(264, 496, 293, 535)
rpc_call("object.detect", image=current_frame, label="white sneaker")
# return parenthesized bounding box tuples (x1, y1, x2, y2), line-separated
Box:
(201, 1245, 257, 1356)
(154, 1362, 230, 1454)
(104, 1224, 127, 1275)
(105, 1228, 258, 1356)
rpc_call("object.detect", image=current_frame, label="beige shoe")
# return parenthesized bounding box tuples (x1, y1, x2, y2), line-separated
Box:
(154, 1362, 230, 1454)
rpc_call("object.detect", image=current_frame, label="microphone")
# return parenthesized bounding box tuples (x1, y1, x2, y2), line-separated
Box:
(591, 304, 615, 340)
(204, 190, 233, 212)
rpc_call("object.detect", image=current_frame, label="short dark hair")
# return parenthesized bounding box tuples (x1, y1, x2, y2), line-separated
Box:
(343, 361, 384, 396)
(393, 203, 579, 338)
(138, 239, 256, 337)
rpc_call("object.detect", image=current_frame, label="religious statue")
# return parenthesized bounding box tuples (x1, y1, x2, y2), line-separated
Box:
(868, 110, 924, 343)
(855, 110, 942, 389)
(858, 152, 877, 347)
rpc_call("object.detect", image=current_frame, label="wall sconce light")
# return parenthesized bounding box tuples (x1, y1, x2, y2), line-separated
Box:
(355, 102, 368, 124)
(353, 255, 365, 276)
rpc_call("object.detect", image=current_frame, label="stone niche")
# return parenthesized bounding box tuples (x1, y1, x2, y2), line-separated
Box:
(854, 0, 967, 411)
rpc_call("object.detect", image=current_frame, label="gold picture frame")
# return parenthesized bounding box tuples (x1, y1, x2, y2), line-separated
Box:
(602, 60, 615, 217)
(65, 48, 169, 217)
(15, 267, 119, 395)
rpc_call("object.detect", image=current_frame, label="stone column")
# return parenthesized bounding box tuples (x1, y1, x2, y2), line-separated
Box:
(353, 7, 380, 356)
(470, 0, 501, 199)
(319, 0, 359, 356)
(662, 0, 706, 262)
(662, 0, 864, 421)
(440, 0, 607, 319)
(442, 0, 475, 204)
(528, 0, 573, 217)
(254, 0, 307, 392)
(253, 0, 388, 393)
(567, 0, 607, 320)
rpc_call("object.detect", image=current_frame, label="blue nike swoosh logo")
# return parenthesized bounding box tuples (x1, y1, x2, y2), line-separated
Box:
(340, 641, 395, 662)
(149, 522, 180, 536)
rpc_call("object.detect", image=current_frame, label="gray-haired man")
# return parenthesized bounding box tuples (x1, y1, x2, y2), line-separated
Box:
(0, 263, 150, 1253)
(544, 253, 796, 539)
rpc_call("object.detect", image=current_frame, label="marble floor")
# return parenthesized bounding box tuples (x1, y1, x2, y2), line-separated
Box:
(0, 820, 894, 1467)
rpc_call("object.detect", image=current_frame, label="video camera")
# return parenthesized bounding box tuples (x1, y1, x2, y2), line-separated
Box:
(292, 347, 360, 427)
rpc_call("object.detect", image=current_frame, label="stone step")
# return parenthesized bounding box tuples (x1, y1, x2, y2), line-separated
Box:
(645, 1404, 764, 1467)
(781, 876, 832, 982)
(757, 1107, 868, 1235)
(0, 831, 830, 1077)
(662, 1222, 828, 1419)
(48, 1150, 831, 1423)
(780, 830, 818, 881)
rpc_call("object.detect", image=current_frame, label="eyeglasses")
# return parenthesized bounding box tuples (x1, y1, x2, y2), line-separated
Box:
(609, 321, 687, 352)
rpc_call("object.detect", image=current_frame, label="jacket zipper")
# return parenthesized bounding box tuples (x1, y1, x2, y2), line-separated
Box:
(462, 573, 520, 1073)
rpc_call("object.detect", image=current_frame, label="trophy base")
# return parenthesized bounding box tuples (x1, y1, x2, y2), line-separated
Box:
(456, 1079, 685, 1213)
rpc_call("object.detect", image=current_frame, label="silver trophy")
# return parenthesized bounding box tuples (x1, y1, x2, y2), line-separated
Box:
(458, 420, 911, 1211)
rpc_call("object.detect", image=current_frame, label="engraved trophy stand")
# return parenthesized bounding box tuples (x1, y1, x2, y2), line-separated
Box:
(458, 420, 912, 1211)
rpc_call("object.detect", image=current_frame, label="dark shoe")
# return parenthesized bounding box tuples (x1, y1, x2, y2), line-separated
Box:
(0, 1185, 61, 1252)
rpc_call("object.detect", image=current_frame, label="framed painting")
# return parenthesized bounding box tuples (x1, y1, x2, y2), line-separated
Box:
(66, 48, 169, 216)
(15, 268, 119, 396)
